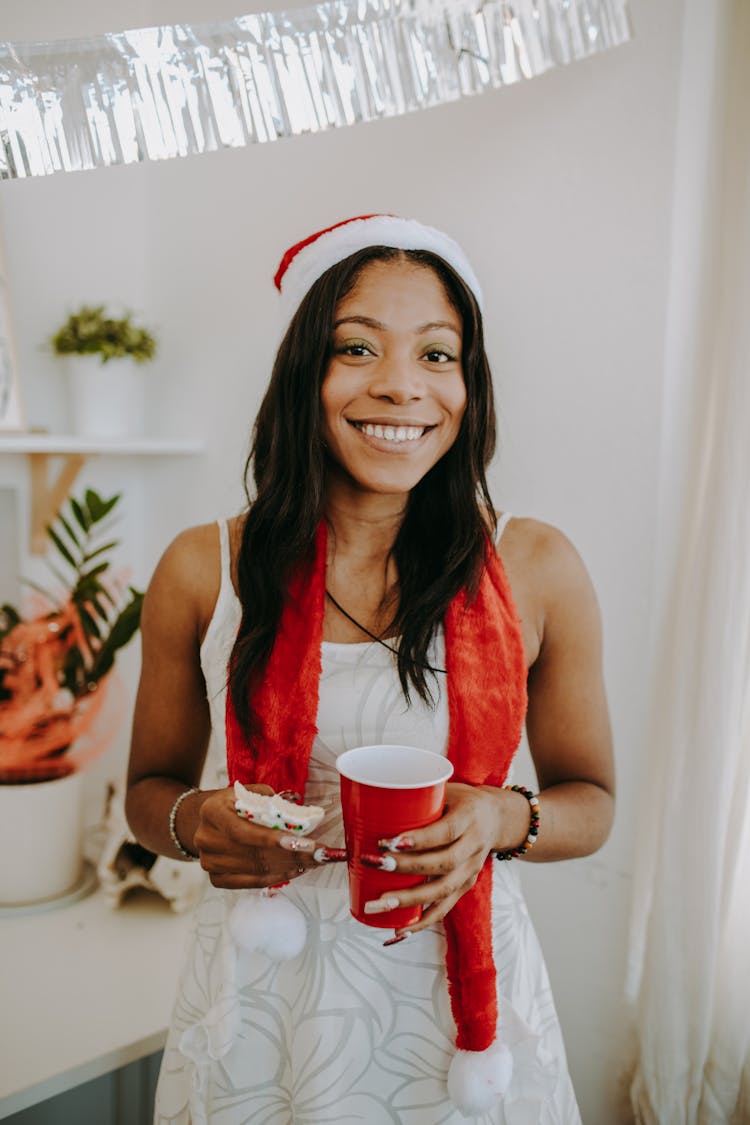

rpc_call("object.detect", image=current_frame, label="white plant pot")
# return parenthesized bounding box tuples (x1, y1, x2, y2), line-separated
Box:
(68, 355, 146, 438)
(0, 771, 85, 905)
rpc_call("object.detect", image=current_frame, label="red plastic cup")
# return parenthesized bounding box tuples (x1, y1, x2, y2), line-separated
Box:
(336, 745, 454, 929)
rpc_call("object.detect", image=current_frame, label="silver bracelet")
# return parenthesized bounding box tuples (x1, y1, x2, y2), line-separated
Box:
(168, 787, 199, 860)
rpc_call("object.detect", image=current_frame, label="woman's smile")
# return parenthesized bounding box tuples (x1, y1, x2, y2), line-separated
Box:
(347, 419, 436, 448)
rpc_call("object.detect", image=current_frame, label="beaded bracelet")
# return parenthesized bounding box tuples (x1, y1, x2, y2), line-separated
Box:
(168, 787, 200, 860)
(492, 784, 540, 861)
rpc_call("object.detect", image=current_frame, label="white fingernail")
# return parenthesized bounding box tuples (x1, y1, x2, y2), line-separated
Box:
(364, 895, 400, 914)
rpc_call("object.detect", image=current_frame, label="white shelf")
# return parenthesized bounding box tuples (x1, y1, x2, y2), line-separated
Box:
(0, 433, 202, 455)
(0, 432, 204, 552)
(0, 883, 193, 1117)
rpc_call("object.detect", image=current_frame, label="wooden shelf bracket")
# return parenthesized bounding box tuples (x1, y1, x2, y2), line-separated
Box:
(28, 452, 87, 554)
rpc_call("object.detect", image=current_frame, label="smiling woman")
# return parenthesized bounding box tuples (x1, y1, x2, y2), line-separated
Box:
(125, 214, 613, 1124)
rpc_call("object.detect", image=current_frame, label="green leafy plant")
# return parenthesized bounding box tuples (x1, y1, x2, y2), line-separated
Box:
(50, 305, 157, 365)
(44, 489, 144, 690)
(2, 488, 143, 697)
(0, 489, 143, 779)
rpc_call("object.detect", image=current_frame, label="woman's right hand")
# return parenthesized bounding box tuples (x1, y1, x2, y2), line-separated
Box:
(192, 785, 342, 889)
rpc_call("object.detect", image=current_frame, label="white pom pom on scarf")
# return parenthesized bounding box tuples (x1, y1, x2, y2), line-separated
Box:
(228, 892, 307, 960)
(447, 1041, 514, 1117)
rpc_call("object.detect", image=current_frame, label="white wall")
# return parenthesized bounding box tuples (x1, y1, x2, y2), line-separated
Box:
(0, 0, 685, 1119)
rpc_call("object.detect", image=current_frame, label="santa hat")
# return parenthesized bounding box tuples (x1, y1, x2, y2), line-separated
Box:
(273, 213, 484, 325)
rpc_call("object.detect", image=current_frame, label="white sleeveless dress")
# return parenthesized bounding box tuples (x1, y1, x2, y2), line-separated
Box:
(153, 518, 581, 1125)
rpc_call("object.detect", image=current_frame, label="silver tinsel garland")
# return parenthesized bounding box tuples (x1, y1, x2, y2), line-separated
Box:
(0, 0, 631, 179)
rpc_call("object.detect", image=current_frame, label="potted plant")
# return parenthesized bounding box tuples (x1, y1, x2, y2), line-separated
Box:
(50, 304, 157, 438)
(0, 487, 143, 905)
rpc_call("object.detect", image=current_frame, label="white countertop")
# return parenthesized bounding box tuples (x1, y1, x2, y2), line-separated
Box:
(0, 880, 193, 1118)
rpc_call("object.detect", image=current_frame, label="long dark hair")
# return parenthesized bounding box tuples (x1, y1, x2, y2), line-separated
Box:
(230, 246, 498, 737)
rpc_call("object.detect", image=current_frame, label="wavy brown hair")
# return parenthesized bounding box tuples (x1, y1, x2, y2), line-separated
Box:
(230, 247, 498, 738)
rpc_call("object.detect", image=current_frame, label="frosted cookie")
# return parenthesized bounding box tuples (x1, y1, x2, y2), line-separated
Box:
(233, 782, 325, 835)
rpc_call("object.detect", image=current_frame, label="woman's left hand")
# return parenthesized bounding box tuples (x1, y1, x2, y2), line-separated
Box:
(362, 782, 529, 935)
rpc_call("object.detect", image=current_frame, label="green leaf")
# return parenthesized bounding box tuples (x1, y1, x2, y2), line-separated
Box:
(96, 586, 118, 609)
(72, 580, 105, 607)
(91, 592, 143, 680)
(82, 540, 119, 565)
(61, 646, 86, 695)
(70, 497, 91, 533)
(98, 494, 120, 520)
(47, 525, 77, 569)
(78, 604, 102, 640)
(0, 603, 21, 641)
(56, 512, 81, 551)
(84, 489, 119, 524)
(79, 561, 109, 582)
(89, 594, 111, 623)
(85, 489, 105, 522)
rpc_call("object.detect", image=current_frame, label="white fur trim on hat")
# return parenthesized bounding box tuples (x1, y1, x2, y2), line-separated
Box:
(276, 215, 483, 324)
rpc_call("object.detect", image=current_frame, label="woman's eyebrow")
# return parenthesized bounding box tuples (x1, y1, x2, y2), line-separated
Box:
(418, 320, 461, 335)
(333, 316, 461, 335)
(333, 315, 386, 330)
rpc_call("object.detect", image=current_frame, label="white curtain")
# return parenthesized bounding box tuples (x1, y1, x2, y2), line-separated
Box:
(627, 2, 750, 1122)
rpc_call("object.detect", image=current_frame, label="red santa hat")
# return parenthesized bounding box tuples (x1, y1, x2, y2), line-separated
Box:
(273, 213, 484, 325)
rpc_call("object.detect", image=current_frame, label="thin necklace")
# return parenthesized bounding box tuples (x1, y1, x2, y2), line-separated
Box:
(325, 588, 399, 654)
(324, 589, 446, 675)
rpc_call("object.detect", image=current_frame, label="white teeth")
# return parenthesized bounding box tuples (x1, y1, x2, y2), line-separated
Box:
(356, 423, 426, 443)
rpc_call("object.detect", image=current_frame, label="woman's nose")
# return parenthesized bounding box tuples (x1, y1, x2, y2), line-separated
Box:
(368, 359, 425, 403)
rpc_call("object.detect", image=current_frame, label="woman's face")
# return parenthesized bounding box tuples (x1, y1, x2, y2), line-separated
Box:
(321, 258, 467, 498)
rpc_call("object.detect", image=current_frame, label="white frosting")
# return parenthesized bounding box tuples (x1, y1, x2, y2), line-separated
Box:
(233, 781, 325, 834)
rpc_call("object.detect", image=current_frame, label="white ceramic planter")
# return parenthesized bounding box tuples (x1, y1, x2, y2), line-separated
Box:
(68, 355, 146, 438)
(0, 770, 85, 905)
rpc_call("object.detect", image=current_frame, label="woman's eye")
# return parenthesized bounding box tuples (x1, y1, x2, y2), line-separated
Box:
(423, 346, 457, 364)
(336, 339, 374, 357)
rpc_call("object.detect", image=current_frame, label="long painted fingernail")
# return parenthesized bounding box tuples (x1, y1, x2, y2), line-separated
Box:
(278, 835, 316, 852)
(313, 846, 348, 864)
(360, 853, 397, 871)
(383, 932, 409, 947)
(378, 835, 414, 852)
(364, 895, 400, 914)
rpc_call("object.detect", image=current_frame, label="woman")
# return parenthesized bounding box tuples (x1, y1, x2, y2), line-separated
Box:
(126, 215, 614, 1124)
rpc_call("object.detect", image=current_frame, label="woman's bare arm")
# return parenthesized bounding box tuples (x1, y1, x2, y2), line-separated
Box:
(125, 525, 218, 860)
(518, 519, 614, 860)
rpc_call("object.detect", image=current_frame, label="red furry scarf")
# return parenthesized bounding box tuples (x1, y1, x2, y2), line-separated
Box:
(226, 520, 527, 1053)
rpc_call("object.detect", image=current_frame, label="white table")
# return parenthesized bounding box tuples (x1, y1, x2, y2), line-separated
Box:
(0, 883, 192, 1118)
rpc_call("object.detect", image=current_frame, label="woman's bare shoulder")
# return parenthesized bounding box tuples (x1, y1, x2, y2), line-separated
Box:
(496, 515, 599, 663)
(145, 522, 223, 640)
(156, 521, 220, 577)
(498, 515, 585, 577)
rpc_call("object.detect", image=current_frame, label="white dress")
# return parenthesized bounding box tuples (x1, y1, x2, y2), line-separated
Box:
(153, 520, 582, 1125)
